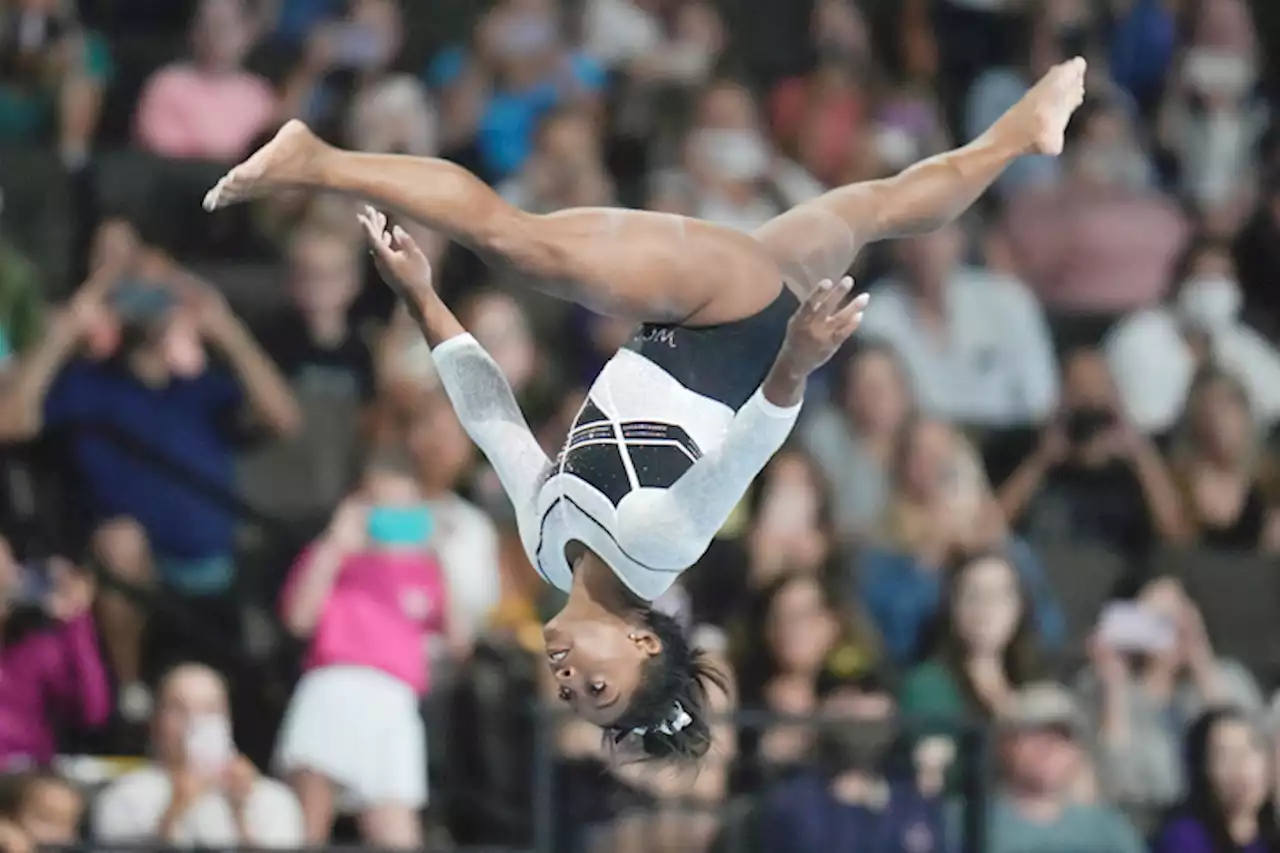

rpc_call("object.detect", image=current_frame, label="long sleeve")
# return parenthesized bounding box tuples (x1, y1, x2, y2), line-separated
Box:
(49, 614, 112, 729)
(618, 388, 800, 569)
(430, 334, 550, 535)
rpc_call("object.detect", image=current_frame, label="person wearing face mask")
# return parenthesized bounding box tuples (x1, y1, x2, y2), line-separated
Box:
(1105, 241, 1280, 433)
(759, 671, 946, 853)
(276, 449, 454, 849)
(1155, 708, 1280, 853)
(206, 55, 1088, 764)
(0, 244, 300, 723)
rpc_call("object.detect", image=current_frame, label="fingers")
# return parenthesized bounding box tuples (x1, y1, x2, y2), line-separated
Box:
(390, 224, 425, 259)
(803, 276, 853, 317)
(832, 291, 870, 337)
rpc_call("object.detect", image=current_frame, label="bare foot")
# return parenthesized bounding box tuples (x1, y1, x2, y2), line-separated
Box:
(1023, 57, 1087, 156)
(202, 120, 323, 211)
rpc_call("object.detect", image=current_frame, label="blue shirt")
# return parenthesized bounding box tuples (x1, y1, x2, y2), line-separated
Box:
(762, 774, 949, 853)
(1155, 815, 1269, 853)
(859, 538, 1065, 665)
(44, 362, 242, 559)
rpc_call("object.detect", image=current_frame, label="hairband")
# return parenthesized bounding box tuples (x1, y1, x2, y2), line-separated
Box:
(623, 701, 693, 740)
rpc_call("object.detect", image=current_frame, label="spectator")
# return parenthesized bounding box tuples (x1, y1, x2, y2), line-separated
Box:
(859, 221, 1059, 427)
(1154, 707, 1280, 853)
(733, 572, 881, 776)
(1106, 240, 1280, 432)
(998, 348, 1185, 559)
(650, 79, 823, 232)
(1, 772, 84, 846)
(0, 538, 109, 770)
(346, 73, 437, 157)
(1077, 577, 1264, 825)
(93, 663, 305, 847)
(134, 0, 279, 162)
(1169, 366, 1280, 552)
(1002, 97, 1189, 316)
(0, 0, 111, 163)
(582, 0, 722, 89)
(398, 385, 503, 649)
(499, 106, 614, 213)
(276, 449, 455, 848)
(860, 417, 1063, 663)
(0, 254, 300, 721)
(0, 226, 43, 373)
(982, 682, 1145, 853)
(899, 551, 1048, 735)
(799, 342, 914, 543)
(760, 671, 946, 853)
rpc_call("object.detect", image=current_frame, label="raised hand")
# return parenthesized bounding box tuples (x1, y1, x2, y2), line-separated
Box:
(357, 205, 435, 307)
(777, 277, 869, 378)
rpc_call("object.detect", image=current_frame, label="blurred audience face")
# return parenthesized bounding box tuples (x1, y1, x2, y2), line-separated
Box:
(461, 292, 536, 394)
(1206, 715, 1270, 816)
(817, 681, 898, 776)
(486, 0, 561, 90)
(14, 776, 83, 846)
(1135, 577, 1194, 670)
(152, 664, 230, 765)
(348, 76, 438, 156)
(952, 556, 1023, 657)
(812, 0, 869, 67)
(1187, 372, 1252, 464)
(288, 230, 360, 324)
(688, 82, 771, 188)
(842, 346, 911, 437)
(764, 576, 839, 676)
(898, 419, 960, 503)
(1065, 104, 1150, 191)
(894, 223, 963, 297)
(404, 388, 474, 495)
(751, 451, 829, 575)
(192, 0, 253, 73)
(1002, 724, 1082, 795)
(537, 109, 599, 167)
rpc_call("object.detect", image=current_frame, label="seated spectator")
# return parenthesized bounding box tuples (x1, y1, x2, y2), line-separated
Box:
(0, 538, 108, 770)
(345, 72, 437, 157)
(1077, 577, 1263, 826)
(425, 0, 608, 181)
(859, 222, 1059, 427)
(93, 663, 304, 847)
(649, 80, 823, 232)
(499, 106, 614, 213)
(582, 0, 721, 88)
(0, 771, 85, 847)
(1154, 707, 1279, 853)
(0, 0, 111, 163)
(279, 0, 403, 135)
(1001, 97, 1189, 316)
(760, 671, 946, 853)
(134, 0, 279, 162)
(899, 551, 1048, 740)
(1107, 240, 1280, 431)
(733, 572, 882, 779)
(860, 417, 1063, 664)
(998, 348, 1185, 560)
(981, 682, 1145, 853)
(277, 449, 456, 848)
(0, 252, 299, 721)
(799, 342, 914, 543)
(1170, 366, 1280, 552)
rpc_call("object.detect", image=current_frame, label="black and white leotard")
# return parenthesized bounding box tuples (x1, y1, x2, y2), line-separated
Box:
(431, 287, 801, 601)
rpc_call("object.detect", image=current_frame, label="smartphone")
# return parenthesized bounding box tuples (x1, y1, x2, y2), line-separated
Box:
(184, 714, 234, 777)
(1098, 601, 1176, 654)
(14, 562, 52, 607)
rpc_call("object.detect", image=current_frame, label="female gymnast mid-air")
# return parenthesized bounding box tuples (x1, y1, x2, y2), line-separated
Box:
(204, 58, 1086, 761)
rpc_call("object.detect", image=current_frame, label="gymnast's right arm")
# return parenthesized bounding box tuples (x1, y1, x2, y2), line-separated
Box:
(359, 208, 550, 518)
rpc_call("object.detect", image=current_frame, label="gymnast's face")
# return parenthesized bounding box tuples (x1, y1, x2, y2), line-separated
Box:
(543, 617, 661, 727)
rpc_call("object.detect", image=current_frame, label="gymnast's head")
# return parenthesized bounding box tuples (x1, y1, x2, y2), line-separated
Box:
(542, 548, 726, 761)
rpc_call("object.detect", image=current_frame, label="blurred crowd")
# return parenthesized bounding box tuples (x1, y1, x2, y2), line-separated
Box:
(2, 0, 1280, 852)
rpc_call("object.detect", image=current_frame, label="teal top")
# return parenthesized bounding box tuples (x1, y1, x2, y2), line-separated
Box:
(0, 32, 112, 143)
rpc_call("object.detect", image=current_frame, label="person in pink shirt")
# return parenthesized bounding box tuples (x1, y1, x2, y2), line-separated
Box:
(133, 0, 279, 162)
(275, 450, 450, 849)
(0, 536, 110, 771)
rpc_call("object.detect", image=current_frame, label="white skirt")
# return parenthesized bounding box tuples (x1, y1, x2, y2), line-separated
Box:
(275, 665, 427, 809)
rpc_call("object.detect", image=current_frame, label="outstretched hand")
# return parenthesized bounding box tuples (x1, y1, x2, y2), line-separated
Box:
(778, 277, 869, 378)
(357, 205, 435, 306)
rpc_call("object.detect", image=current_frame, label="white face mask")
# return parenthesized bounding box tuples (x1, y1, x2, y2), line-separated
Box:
(1184, 49, 1257, 100)
(1179, 275, 1242, 330)
(693, 129, 770, 183)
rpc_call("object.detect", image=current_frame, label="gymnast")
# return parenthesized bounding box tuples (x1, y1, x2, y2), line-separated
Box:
(203, 58, 1086, 761)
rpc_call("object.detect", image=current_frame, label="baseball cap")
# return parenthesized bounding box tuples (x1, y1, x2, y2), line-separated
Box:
(998, 682, 1084, 737)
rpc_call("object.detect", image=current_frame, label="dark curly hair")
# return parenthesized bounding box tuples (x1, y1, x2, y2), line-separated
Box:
(1178, 706, 1280, 853)
(605, 607, 728, 762)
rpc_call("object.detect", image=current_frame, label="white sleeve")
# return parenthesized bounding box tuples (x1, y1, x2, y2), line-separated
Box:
(431, 334, 550, 536)
(91, 778, 155, 842)
(620, 388, 801, 568)
(244, 783, 306, 848)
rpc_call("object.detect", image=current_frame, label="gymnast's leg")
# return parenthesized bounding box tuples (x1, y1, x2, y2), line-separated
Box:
(752, 57, 1088, 298)
(204, 121, 781, 325)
